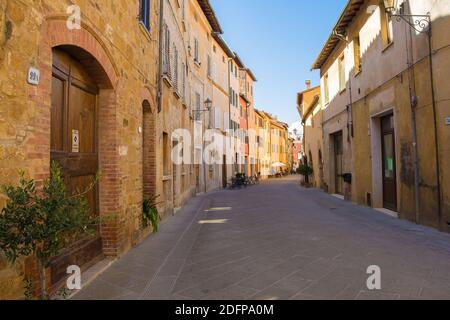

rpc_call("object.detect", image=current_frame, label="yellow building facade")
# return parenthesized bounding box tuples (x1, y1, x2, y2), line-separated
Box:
(313, 0, 450, 231)
(297, 84, 323, 188)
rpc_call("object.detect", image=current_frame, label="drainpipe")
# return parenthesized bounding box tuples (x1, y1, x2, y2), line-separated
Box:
(426, 24, 442, 226)
(157, 0, 164, 113)
(227, 58, 233, 176)
(405, 17, 421, 223)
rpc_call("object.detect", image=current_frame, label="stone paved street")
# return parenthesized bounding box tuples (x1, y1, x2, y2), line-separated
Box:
(74, 176, 450, 300)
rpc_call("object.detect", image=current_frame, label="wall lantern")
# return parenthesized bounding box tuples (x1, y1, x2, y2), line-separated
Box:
(383, 0, 397, 14)
(204, 98, 213, 111)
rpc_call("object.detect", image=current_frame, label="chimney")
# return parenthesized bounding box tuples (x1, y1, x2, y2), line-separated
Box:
(305, 80, 311, 89)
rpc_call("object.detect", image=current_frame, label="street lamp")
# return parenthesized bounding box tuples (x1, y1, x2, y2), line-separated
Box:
(191, 98, 213, 120)
(382, 0, 430, 34)
(382, 0, 397, 14)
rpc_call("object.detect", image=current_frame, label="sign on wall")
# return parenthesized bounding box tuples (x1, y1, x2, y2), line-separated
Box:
(72, 130, 79, 153)
(27, 67, 40, 85)
(445, 117, 450, 126)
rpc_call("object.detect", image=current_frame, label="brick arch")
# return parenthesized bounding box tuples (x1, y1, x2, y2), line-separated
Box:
(40, 16, 118, 88)
(141, 87, 157, 199)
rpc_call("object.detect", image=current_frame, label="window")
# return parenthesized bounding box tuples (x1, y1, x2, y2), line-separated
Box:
(162, 23, 171, 78)
(173, 45, 179, 91)
(380, 1, 393, 47)
(338, 54, 346, 92)
(181, 63, 186, 99)
(324, 73, 329, 104)
(353, 35, 362, 74)
(207, 54, 211, 78)
(194, 38, 199, 63)
(163, 132, 170, 176)
(139, 0, 151, 31)
(195, 92, 201, 121)
(214, 107, 221, 129)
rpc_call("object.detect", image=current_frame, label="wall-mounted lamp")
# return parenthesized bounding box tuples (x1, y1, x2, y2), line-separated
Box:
(382, 0, 431, 34)
(190, 98, 212, 120)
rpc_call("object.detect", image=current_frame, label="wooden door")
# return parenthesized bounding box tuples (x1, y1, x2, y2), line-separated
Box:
(334, 132, 344, 195)
(381, 114, 397, 211)
(222, 155, 227, 188)
(50, 49, 103, 287)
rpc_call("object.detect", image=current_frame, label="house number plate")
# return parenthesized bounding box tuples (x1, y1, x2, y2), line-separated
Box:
(27, 67, 40, 85)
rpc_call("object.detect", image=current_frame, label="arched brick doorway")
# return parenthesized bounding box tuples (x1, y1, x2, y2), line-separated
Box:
(142, 99, 156, 200)
(38, 18, 120, 291)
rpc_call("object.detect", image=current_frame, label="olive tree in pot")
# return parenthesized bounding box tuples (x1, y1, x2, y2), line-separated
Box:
(298, 164, 314, 187)
(0, 162, 100, 300)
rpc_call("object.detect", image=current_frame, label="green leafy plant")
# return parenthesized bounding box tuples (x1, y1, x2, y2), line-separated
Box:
(23, 276, 35, 300)
(298, 164, 314, 184)
(0, 161, 100, 300)
(143, 195, 161, 233)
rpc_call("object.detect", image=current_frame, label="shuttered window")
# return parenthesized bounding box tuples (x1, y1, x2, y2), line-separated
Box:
(353, 35, 362, 74)
(215, 107, 221, 129)
(338, 54, 345, 92)
(162, 23, 171, 78)
(181, 63, 186, 100)
(195, 93, 201, 121)
(207, 54, 211, 78)
(194, 38, 199, 63)
(173, 45, 178, 91)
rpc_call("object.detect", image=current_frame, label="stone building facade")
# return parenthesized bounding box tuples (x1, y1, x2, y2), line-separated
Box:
(0, 0, 248, 300)
(0, 0, 159, 298)
(312, 0, 450, 232)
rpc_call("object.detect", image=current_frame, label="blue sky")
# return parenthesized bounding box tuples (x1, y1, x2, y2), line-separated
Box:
(210, 0, 348, 126)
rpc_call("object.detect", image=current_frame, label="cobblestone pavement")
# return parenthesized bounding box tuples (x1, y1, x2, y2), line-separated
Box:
(74, 176, 450, 300)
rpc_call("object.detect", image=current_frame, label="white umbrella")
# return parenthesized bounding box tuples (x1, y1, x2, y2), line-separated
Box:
(271, 162, 286, 167)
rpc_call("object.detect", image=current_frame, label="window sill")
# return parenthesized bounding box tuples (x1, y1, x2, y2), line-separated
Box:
(382, 41, 394, 53)
(162, 74, 173, 87)
(173, 90, 181, 100)
(138, 22, 152, 42)
(194, 60, 201, 68)
(162, 175, 172, 182)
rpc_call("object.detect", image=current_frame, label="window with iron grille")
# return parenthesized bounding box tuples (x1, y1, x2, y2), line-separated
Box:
(139, 0, 151, 31)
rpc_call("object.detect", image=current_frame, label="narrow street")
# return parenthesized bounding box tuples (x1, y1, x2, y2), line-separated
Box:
(74, 176, 450, 300)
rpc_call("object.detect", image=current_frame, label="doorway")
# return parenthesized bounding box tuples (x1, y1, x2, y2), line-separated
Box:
(333, 131, 344, 195)
(222, 155, 227, 188)
(381, 114, 397, 211)
(50, 48, 103, 286)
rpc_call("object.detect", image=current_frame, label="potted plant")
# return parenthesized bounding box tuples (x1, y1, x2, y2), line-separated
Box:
(298, 164, 314, 187)
(142, 195, 162, 233)
(0, 162, 100, 300)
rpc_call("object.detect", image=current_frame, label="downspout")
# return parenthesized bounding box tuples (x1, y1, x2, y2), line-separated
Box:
(427, 23, 442, 226)
(157, 0, 164, 113)
(405, 17, 421, 223)
(227, 58, 233, 175)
